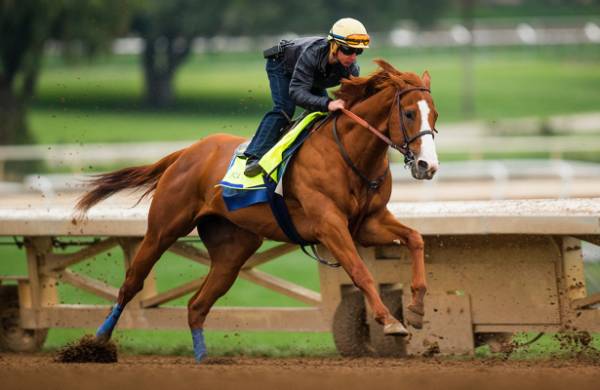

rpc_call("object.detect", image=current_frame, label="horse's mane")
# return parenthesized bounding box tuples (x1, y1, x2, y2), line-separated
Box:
(334, 59, 426, 107)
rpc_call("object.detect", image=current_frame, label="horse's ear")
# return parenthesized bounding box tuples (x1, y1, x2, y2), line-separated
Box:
(374, 58, 401, 75)
(422, 70, 431, 89)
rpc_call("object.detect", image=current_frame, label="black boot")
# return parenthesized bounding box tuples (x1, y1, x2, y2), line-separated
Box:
(244, 158, 264, 177)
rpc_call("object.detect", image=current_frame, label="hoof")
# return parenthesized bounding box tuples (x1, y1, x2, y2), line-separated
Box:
(406, 305, 424, 329)
(195, 352, 207, 363)
(383, 321, 409, 336)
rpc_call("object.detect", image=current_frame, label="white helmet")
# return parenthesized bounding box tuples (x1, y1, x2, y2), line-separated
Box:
(327, 18, 370, 49)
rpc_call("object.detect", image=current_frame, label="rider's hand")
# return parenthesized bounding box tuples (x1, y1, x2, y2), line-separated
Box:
(327, 99, 345, 112)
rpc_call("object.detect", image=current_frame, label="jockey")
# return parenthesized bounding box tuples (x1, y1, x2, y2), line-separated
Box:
(244, 17, 370, 177)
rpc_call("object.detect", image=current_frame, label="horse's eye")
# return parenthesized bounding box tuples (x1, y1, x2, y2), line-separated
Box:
(405, 111, 415, 120)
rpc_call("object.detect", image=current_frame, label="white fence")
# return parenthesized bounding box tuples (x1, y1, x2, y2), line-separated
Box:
(102, 21, 600, 55)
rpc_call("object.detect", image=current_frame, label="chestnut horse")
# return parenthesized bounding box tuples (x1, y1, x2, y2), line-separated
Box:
(76, 59, 439, 361)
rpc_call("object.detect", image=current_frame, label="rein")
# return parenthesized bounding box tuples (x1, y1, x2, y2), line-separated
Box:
(332, 120, 389, 190)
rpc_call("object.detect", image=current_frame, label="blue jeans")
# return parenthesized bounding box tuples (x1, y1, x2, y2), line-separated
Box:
(244, 58, 295, 160)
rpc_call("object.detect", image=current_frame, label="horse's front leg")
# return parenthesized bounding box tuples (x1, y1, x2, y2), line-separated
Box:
(356, 209, 427, 329)
(311, 207, 408, 336)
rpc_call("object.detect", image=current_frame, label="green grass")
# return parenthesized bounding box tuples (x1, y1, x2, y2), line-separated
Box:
(1, 238, 600, 357)
(45, 329, 336, 357)
(0, 239, 335, 356)
(438, 151, 600, 164)
(28, 45, 600, 146)
(474, 333, 600, 361)
(0, 240, 319, 307)
(29, 109, 258, 144)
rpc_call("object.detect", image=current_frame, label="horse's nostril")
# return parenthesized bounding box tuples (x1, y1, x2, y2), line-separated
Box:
(417, 160, 429, 170)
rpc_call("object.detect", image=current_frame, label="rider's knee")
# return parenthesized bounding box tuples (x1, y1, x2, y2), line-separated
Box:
(283, 104, 295, 118)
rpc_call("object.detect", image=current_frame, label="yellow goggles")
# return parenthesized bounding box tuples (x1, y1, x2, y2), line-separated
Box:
(344, 34, 370, 46)
(330, 32, 370, 46)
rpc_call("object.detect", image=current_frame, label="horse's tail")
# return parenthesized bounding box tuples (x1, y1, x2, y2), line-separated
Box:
(75, 148, 185, 214)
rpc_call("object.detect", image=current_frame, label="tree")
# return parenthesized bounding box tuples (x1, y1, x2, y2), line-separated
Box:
(402, 0, 449, 29)
(132, 0, 229, 108)
(133, 0, 452, 109)
(1, 0, 56, 145)
(220, 0, 331, 35)
(0, 0, 129, 145)
(220, 0, 419, 35)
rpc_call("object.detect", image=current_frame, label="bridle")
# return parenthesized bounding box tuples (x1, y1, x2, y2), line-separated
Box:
(337, 86, 437, 167)
(332, 86, 437, 189)
(392, 87, 438, 165)
(332, 86, 437, 236)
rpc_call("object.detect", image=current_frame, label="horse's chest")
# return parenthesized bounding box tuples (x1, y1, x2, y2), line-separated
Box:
(345, 185, 389, 219)
(347, 188, 371, 217)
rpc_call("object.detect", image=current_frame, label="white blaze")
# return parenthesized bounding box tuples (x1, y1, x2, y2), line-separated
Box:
(416, 99, 439, 169)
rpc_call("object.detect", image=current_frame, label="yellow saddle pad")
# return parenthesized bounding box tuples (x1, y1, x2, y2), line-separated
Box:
(219, 111, 326, 190)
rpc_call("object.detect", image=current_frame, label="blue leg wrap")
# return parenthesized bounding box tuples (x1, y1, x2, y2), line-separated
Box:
(96, 304, 124, 338)
(191, 329, 207, 362)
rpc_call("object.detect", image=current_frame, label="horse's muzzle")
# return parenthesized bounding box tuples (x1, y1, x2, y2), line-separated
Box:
(410, 159, 437, 180)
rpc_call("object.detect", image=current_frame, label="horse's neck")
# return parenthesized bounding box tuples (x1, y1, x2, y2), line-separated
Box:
(333, 91, 394, 176)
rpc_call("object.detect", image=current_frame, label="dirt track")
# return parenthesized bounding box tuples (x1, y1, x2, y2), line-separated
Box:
(2, 353, 600, 390)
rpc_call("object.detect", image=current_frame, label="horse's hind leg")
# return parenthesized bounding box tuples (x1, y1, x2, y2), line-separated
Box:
(187, 215, 262, 361)
(96, 188, 197, 342)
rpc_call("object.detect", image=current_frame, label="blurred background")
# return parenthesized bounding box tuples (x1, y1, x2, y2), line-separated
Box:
(1, 0, 600, 355)
(1, 0, 600, 200)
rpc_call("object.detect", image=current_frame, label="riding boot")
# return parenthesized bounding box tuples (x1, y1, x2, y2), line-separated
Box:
(244, 158, 264, 177)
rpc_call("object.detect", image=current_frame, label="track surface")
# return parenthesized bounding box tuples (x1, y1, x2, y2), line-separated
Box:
(2, 353, 600, 390)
